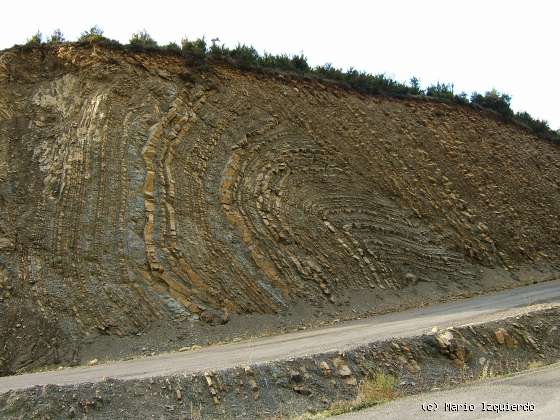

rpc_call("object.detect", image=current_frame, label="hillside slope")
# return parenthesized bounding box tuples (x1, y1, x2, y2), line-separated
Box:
(0, 45, 559, 374)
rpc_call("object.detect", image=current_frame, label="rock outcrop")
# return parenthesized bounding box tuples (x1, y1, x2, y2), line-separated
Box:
(0, 45, 559, 374)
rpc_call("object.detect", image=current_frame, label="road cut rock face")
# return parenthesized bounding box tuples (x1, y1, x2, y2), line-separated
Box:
(1, 45, 559, 375)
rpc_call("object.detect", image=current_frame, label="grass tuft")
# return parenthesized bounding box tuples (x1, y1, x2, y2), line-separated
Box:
(298, 372, 398, 419)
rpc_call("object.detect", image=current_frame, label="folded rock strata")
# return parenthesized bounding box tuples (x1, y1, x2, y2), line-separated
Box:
(0, 45, 559, 373)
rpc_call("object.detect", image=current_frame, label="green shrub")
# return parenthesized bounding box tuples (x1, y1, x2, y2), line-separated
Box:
(426, 82, 455, 100)
(25, 31, 43, 46)
(471, 89, 513, 118)
(228, 44, 259, 69)
(47, 29, 64, 44)
(290, 53, 310, 73)
(78, 26, 105, 43)
(515, 111, 550, 134)
(341, 69, 411, 96)
(409, 76, 423, 95)
(163, 42, 181, 53)
(181, 37, 207, 64)
(129, 30, 158, 50)
(314, 63, 345, 81)
(456, 91, 469, 104)
(208, 38, 225, 57)
(260, 53, 297, 71)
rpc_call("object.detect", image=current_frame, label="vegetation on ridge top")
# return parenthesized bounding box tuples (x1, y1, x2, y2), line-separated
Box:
(16, 28, 560, 145)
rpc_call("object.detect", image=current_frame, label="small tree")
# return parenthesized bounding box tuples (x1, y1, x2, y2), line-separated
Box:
(409, 76, 422, 95)
(471, 89, 513, 118)
(79, 26, 105, 43)
(209, 39, 231, 57)
(456, 91, 469, 104)
(47, 29, 65, 44)
(26, 30, 43, 46)
(181, 37, 207, 58)
(229, 44, 259, 69)
(129, 30, 158, 49)
(426, 82, 455, 99)
(515, 111, 550, 134)
(163, 42, 181, 53)
(314, 63, 344, 81)
(291, 53, 309, 73)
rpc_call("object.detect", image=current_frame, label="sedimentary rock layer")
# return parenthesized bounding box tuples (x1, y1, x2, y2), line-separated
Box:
(0, 45, 559, 373)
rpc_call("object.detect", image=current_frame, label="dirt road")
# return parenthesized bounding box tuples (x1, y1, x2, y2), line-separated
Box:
(1, 280, 559, 394)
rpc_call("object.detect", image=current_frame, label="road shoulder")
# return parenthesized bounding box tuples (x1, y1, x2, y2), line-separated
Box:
(331, 363, 560, 419)
(2, 306, 560, 419)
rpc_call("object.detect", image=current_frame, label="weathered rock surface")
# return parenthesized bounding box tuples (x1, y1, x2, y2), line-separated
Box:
(0, 45, 559, 374)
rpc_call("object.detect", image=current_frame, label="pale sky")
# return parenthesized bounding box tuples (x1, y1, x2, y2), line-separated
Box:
(1, 0, 558, 129)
